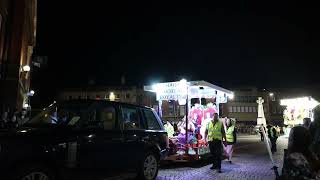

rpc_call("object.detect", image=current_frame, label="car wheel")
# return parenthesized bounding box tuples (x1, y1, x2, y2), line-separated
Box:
(138, 152, 159, 180)
(14, 165, 55, 180)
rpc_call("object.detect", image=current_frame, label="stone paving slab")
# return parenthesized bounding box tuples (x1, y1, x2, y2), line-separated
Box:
(157, 135, 288, 180)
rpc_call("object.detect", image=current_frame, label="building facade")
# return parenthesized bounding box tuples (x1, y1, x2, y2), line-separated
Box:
(223, 87, 284, 125)
(0, 0, 37, 110)
(59, 86, 157, 107)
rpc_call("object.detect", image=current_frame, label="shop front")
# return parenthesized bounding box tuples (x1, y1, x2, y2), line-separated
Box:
(144, 80, 233, 161)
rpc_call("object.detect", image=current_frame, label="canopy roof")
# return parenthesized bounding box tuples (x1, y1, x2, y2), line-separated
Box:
(280, 96, 319, 110)
(144, 80, 233, 102)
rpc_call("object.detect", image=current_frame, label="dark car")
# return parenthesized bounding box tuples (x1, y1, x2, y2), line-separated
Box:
(0, 100, 169, 180)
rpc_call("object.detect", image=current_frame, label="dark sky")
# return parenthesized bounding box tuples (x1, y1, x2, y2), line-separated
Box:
(33, 1, 320, 104)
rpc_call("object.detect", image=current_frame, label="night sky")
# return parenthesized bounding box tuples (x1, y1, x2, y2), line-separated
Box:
(32, 1, 320, 105)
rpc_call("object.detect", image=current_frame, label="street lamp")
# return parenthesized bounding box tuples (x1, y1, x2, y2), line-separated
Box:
(109, 92, 115, 101)
(269, 93, 274, 97)
(27, 90, 35, 96)
(179, 79, 189, 147)
(228, 93, 234, 100)
(22, 65, 31, 72)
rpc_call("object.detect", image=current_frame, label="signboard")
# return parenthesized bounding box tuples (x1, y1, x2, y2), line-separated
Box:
(155, 81, 188, 101)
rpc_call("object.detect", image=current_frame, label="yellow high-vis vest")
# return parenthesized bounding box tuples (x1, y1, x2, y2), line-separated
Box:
(207, 121, 222, 141)
(226, 125, 235, 143)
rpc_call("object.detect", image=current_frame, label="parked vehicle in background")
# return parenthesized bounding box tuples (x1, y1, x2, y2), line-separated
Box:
(0, 100, 168, 180)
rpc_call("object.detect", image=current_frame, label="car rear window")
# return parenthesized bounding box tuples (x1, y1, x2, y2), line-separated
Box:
(143, 109, 161, 130)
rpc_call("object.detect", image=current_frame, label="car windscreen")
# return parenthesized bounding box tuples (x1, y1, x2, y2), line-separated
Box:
(25, 102, 93, 127)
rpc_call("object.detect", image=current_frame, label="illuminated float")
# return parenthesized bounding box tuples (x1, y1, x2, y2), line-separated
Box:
(144, 80, 233, 161)
(280, 96, 319, 137)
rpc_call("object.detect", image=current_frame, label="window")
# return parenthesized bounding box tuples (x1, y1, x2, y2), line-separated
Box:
(228, 106, 233, 113)
(253, 107, 257, 113)
(233, 106, 237, 113)
(121, 106, 141, 130)
(241, 106, 245, 113)
(245, 106, 249, 112)
(249, 107, 253, 112)
(29, 102, 95, 128)
(98, 106, 116, 130)
(237, 106, 241, 113)
(126, 93, 130, 99)
(143, 109, 161, 130)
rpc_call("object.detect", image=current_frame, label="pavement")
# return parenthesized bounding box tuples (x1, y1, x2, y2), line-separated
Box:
(157, 134, 288, 180)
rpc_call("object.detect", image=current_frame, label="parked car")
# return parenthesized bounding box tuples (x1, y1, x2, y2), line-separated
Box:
(0, 100, 169, 180)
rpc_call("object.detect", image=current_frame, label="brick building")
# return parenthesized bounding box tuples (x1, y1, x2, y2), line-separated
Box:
(0, 0, 37, 110)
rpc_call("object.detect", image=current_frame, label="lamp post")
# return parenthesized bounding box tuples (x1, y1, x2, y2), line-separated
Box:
(26, 90, 35, 117)
(178, 79, 189, 147)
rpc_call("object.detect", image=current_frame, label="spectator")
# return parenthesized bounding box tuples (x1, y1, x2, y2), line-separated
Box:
(259, 124, 265, 142)
(267, 124, 279, 153)
(282, 126, 320, 179)
(303, 118, 312, 130)
(310, 106, 320, 158)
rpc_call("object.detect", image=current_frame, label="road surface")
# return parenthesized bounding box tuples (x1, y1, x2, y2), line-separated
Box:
(157, 135, 287, 180)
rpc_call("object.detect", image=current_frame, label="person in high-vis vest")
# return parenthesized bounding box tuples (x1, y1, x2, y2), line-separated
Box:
(223, 118, 237, 164)
(205, 113, 226, 173)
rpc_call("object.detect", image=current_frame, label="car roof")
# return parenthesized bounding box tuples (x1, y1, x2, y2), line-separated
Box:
(60, 99, 153, 110)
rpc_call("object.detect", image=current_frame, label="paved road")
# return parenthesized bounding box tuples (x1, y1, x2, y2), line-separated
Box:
(80, 135, 287, 180)
(157, 135, 288, 180)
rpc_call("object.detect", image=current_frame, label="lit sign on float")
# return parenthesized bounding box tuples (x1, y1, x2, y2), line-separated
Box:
(153, 81, 188, 101)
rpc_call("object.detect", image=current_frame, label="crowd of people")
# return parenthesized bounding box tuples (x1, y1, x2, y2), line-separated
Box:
(236, 124, 256, 134)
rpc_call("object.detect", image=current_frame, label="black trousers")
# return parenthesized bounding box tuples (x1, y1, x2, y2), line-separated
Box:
(209, 140, 222, 169)
(259, 132, 264, 141)
(270, 138, 277, 153)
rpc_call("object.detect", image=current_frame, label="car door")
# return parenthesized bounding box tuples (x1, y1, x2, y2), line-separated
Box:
(77, 102, 122, 169)
(94, 102, 124, 170)
(119, 105, 145, 169)
(141, 108, 168, 155)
